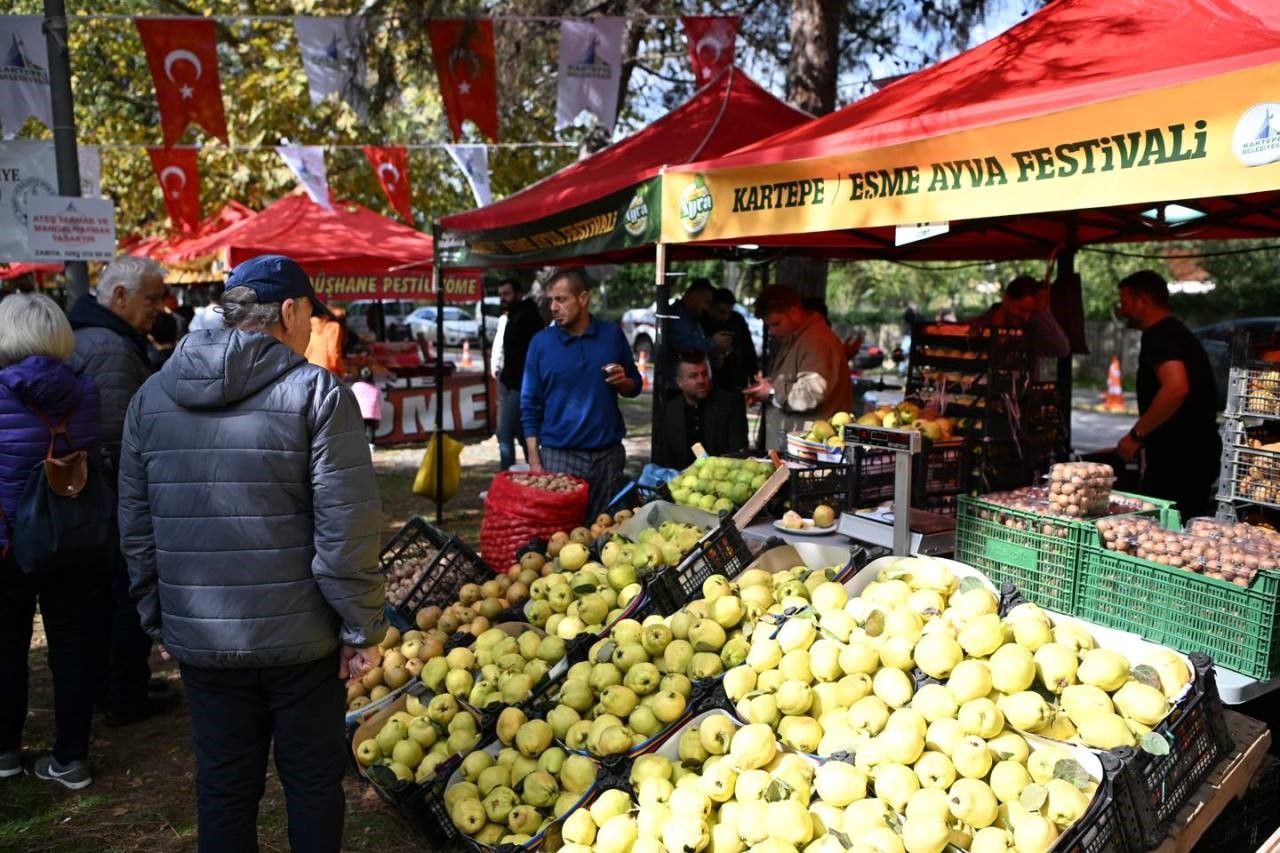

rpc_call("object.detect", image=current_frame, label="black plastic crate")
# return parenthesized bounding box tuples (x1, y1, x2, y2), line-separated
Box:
(647, 517, 752, 615)
(381, 516, 493, 623)
(606, 479, 672, 513)
(1109, 652, 1235, 849)
(767, 453, 855, 517)
(1193, 754, 1280, 852)
(365, 752, 464, 847)
(1055, 751, 1132, 853)
(850, 444, 901, 507)
(921, 438, 968, 494)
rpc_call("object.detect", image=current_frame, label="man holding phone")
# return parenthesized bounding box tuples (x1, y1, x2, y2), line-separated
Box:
(521, 269, 642, 520)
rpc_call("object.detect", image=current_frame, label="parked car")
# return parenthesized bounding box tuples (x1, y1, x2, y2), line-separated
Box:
(620, 302, 764, 360)
(343, 299, 420, 343)
(1194, 317, 1280, 408)
(407, 305, 480, 346)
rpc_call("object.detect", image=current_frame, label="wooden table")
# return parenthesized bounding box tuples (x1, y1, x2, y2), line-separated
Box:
(1154, 711, 1271, 852)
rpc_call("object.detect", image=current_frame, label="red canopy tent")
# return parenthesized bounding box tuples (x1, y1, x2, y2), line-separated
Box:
(656, 0, 1280, 259)
(122, 202, 256, 283)
(0, 262, 63, 283)
(438, 66, 812, 269)
(172, 192, 452, 301)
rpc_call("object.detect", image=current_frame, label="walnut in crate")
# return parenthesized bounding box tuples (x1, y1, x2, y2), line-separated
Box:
(384, 553, 437, 607)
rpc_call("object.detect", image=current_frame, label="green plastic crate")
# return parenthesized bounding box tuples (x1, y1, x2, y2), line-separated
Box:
(1079, 527, 1280, 680)
(955, 492, 1174, 614)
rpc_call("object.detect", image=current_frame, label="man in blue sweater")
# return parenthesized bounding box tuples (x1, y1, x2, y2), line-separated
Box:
(522, 269, 642, 520)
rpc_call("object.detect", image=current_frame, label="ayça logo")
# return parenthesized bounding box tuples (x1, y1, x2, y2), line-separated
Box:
(679, 174, 713, 235)
(623, 189, 649, 236)
(1234, 103, 1280, 167)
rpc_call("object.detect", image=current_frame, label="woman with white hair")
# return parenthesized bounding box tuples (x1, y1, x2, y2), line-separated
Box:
(0, 293, 102, 789)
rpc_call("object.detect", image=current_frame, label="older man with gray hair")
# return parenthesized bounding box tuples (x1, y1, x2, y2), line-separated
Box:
(117, 254, 386, 853)
(68, 254, 176, 728)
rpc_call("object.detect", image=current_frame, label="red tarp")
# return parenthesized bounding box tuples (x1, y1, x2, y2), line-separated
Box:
(665, 0, 1280, 259)
(0, 262, 62, 282)
(127, 201, 256, 263)
(170, 192, 438, 299)
(441, 66, 810, 235)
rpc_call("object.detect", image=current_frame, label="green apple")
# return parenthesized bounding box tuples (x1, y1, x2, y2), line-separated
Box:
(355, 738, 380, 767)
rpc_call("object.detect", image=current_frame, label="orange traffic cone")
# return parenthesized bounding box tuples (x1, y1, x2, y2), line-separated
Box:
(1102, 356, 1125, 412)
(637, 349, 651, 391)
(461, 338, 473, 369)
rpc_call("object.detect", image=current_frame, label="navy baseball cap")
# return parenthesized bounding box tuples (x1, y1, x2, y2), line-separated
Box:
(225, 255, 332, 318)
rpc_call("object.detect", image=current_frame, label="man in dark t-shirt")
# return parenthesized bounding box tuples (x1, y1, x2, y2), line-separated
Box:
(495, 278, 545, 470)
(1116, 271, 1220, 518)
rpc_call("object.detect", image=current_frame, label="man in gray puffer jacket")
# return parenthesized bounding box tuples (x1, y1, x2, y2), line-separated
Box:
(117, 255, 386, 853)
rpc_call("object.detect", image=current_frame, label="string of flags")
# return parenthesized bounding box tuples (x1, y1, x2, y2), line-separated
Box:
(0, 13, 739, 231)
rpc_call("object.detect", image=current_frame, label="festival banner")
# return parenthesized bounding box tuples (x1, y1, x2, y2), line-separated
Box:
(294, 15, 368, 118)
(0, 141, 101, 262)
(443, 143, 492, 207)
(376, 373, 496, 444)
(135, 18, 227, 146)
(0, 16, 52, 134)
(363, 145, 413, 223)
(681, 16, 739, 86)
(310, 269, 481, 302)
(438, 177, 661, 269)
(276, 145, 331, 208)
(428, 18, 499, 142)
(659, 63, 1280, 244)
(555, 17, 625, 131)
(147, 147, 201, 232)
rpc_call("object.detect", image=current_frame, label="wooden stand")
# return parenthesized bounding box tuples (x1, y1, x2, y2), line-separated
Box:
(1154, 711, 1272, 852)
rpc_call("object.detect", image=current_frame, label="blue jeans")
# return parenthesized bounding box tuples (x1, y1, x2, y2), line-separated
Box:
(497, 384, 526, 471)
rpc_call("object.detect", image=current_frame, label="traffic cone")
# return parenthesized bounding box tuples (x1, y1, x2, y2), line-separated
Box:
(1102, 356, 1125, 412)
(637, 349, 651, 391)
(461, 338, 473, 369)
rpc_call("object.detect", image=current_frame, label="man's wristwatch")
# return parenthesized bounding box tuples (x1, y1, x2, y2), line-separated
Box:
(1127, 425, 1145, 443)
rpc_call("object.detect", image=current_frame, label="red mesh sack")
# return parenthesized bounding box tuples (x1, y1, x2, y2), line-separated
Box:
(480, 471, 590, 570)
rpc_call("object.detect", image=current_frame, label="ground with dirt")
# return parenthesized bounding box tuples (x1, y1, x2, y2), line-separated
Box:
(0, 396, 658, 852)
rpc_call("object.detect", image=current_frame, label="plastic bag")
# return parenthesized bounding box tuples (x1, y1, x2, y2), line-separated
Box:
(480, 471, 589, 570)
(412, 433, 463, 503)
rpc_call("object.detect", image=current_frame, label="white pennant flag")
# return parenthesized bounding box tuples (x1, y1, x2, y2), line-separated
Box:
(444, 144, 491, 207)
(276, 145, 331, 208)
(293, 16, 368, 119)
(555, 17, 625, 131)
(0, 16, 53, 135)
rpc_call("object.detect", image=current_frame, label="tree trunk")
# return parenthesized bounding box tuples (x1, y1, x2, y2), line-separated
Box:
(779, 0, 840, 301)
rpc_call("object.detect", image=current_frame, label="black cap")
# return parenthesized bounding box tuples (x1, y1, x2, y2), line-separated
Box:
(225, 254, 331, 318)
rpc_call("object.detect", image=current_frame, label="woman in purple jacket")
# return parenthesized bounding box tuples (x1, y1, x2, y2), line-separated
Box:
(0, 293, 102, 790)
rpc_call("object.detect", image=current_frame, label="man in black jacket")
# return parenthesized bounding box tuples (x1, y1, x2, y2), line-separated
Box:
(68, 255, 177, 727)
(496, 278, 545, 470)
(653, 351, 749, 469)
(703, 287, 758, 392)
(118, 255, 386, 853)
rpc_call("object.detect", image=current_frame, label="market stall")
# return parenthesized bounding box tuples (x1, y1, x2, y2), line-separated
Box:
(362, 3, 1280, 849)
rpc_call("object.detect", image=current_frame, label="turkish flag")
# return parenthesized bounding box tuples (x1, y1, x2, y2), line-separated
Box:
(682, 16, 739, 85)
(363, 145, 413, 224)
(147, 147, 201, 232)
(136, 18, 228, 146)
(428, 19, 499, 142)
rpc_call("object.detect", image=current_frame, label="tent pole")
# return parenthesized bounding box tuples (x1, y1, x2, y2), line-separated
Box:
(477, 276, 491, 437)
(1056, 246, 1077, 457)
(43, 0, 89, 303)
(432, 224, 445, 526)
(653, 242, 670, 459)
